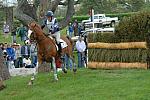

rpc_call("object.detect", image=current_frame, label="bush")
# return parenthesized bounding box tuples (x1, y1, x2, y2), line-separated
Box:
(57, 16, 89, 23)
(88, 32, 120, 43)
(115, 10, 150, 42)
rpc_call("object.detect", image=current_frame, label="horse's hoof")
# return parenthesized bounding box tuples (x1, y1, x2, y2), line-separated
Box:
(54, 74, 59, 81)
(73, 69, 77, 73)
(28, 81, 33, 86)
(62, 69, 67, 73)
(54, 78, 58, 81)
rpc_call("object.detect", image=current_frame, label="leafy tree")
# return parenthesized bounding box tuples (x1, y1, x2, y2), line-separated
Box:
(115, 11, 150, 42)
(14, 0, 75, 29)
(129, 0, 144, 12)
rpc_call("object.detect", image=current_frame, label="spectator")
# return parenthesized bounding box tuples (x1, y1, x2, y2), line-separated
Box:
(2, 43, 7, 59)
(21, 40, 30, 59)
(64, 54, 73, 70)
(23, 57, 32, 68)
(12, 43, 21, 68)
(3, 22, 10, 38)
(78, 23, 85, 36)
(75, 36, 86, 68)
(0, 44, 3, 57)
(6, 44, 15, 69)
(67, 23, 73, 38)
(73, 19, 79, 36)
(0, 43, 4, 50)
(30, 42, 37, 68)
(11, 27, 17, 43)
(17, 24, 28, 41)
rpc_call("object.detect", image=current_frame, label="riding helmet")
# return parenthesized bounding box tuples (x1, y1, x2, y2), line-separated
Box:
(46, 11, 53, 17)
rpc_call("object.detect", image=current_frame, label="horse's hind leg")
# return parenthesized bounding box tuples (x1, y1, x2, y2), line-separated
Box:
(61, 54, 68, 73)
(52, 57, 58, 81)
(70, 56, 77, 73)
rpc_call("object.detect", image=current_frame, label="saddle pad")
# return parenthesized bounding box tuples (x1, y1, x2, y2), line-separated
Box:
(60, 39, 68, 49)
(55, 39, 68, 51)
(47, 35, 68, 50)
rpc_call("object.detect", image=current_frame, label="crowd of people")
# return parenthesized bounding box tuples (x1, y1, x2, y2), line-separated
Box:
(0, 41, 37, 69)
(67, 19, 87, 68)
(0, 10, 87, 70)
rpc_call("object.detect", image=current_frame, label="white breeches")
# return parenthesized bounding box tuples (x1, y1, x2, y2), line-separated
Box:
(49, 31, 60, 44)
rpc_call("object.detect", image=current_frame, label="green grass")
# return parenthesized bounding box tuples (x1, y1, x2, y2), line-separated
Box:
(1, 69, 150, 100)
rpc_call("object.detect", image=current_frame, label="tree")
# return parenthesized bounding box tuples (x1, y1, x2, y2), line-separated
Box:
(14, 0, 75, 29)
(129, 0, 144, 12)
(0, 48, 10, 81)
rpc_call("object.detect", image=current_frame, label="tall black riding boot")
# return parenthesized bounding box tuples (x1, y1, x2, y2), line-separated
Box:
(57, 43, 62, 56)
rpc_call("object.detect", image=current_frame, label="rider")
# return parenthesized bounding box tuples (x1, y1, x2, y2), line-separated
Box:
(41, 10, 62, 56)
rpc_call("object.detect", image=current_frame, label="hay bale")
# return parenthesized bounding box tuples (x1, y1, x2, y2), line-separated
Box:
(0, 57, 10, 80)
(88, 42, 147, 49)
(88, 62, 147, 69)
(88, 49, 147, 63)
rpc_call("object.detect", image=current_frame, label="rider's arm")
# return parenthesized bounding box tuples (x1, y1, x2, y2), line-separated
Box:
(41, 25, 45, 29)
(41, 19, 47, 29)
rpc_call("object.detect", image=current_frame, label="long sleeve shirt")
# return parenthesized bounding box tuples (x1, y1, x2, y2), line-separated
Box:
(6, 47, 15, 61)
(75, 40, 86, 53)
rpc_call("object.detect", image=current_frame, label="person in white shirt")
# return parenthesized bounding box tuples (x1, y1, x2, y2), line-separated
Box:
(23, 57, 32, 68)
(75, 36, 86, 68)
(3, 22, 10, 39)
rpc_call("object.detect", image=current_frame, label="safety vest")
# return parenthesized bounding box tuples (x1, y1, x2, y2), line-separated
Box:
(46, 18, 56, 31)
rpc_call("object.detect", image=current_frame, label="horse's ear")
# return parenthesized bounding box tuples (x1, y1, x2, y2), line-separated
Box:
(29, 22, 36, 28)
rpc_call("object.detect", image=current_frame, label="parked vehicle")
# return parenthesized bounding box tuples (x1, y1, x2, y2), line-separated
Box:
(82, 14, 118, 27)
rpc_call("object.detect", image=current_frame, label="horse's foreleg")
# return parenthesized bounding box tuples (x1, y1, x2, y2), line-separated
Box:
(52, 57, 58, 81)
(28, 56, 42, 86)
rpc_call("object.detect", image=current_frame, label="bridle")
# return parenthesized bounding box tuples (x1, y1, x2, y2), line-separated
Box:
(29, 23, 46, 43)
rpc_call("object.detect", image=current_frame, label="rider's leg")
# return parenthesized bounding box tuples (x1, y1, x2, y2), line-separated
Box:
(55, 31, 62, 55)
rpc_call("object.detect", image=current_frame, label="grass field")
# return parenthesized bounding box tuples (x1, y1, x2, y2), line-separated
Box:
(1, 68, 150, 100)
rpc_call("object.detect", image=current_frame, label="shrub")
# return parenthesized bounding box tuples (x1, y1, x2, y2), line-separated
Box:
(88, 32, 120, 43)
(115, 10, 150, 42)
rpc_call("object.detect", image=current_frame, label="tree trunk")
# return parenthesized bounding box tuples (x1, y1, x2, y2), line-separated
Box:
(0, 77, 6, 91)
(38, 63, 51, 73)
(15, 0, 37, 25)
(0, 57, 10, 81)
(51, 0, 61, 13)
(59, 0, 75, 29)
(15, 0, 75, 28)
(5, 7, 13, 31)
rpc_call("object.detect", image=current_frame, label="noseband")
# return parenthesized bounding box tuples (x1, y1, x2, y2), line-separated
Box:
(29, 23, 46, 43)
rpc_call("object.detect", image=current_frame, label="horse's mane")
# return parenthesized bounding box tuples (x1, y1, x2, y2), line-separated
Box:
(32, 22, 45, 35)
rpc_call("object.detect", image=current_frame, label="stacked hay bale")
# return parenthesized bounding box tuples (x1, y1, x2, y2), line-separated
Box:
(88, 33, 148, 69)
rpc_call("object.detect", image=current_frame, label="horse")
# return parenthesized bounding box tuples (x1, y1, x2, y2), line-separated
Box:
(28, 21, 77, 83)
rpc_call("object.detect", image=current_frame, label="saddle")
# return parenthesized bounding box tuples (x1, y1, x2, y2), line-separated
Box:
(46, 34, 68, 50)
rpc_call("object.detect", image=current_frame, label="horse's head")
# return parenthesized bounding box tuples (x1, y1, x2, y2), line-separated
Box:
(28, 22, 44, 42)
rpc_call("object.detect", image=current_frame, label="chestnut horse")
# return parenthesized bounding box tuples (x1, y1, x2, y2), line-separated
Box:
(28, 22, 76, 82)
